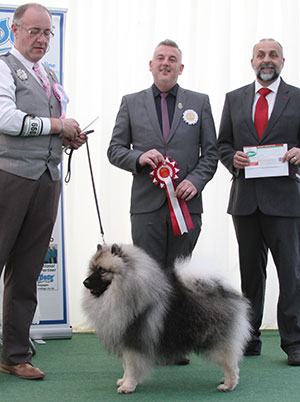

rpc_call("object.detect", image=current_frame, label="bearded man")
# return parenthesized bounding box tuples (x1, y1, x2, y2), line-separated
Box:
(218, 38, 300, 366)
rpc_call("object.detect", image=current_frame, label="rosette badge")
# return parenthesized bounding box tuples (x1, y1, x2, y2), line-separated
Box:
(150, 157, 194, 236)
(150, 157, 180, 188)
(53, 83, 69, 119)
(183, 109, 198, 125)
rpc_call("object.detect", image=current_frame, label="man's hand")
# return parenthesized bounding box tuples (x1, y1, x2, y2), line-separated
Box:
(233, 151, 250, 169)
(139, 149, 165, 169)
(62, 118, 82, 141)
(282, 146, 300, 165)
(175, 179, 197, 201)
(63, 132, 86, 149)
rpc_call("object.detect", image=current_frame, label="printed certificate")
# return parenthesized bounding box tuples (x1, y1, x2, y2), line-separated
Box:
(244, 143, 288, 179)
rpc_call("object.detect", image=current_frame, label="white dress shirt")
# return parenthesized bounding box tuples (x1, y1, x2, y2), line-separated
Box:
(0, 47, 51, 135)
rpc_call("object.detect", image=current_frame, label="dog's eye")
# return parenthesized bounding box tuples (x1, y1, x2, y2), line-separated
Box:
(98, 268, 106, 275)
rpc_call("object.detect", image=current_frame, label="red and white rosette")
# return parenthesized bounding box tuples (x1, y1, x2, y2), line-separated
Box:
(150, 157, 194, 236)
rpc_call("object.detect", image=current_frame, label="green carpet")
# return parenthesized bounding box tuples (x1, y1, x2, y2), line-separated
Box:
(0, 331, 299, 402)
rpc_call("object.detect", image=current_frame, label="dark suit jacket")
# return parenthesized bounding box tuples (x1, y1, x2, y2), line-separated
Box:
(218, 79, 300, 217)
(107, 85, 218, 214)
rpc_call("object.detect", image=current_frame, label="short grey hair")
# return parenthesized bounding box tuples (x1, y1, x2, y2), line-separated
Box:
(13, 3, 52, 25)
(156, 39, 182, 56)
(252, 38, 284, 58)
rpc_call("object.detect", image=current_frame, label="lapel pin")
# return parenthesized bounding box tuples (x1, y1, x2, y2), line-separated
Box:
(16, 69, 28, 81)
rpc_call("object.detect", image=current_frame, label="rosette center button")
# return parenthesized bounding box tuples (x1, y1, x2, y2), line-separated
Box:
(160, 167, 170, 178)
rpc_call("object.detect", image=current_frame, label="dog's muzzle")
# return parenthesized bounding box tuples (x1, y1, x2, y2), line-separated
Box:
(83, 277, 110, 297)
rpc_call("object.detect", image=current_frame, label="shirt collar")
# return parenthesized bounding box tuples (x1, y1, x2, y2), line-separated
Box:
(152, 83, 178, 97)
(255, 76, 281, 95)
(10, 47, 36, 70)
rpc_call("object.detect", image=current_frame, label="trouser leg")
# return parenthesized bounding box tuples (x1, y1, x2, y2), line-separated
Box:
(233, 211, 268, 353)
(260, 214, 300, 353)
(0, 171, 60, 365)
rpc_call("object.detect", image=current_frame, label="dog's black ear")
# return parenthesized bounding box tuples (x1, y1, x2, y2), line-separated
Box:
(97, 244, 102, 252)
(111, 244, 122, 256)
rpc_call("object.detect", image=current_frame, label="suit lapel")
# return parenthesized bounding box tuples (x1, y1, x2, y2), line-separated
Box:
(242, 82, 258, 139)
(168, 86, 186, 142)
(262, 79, 289, 140)
(144, 87, 164, 143)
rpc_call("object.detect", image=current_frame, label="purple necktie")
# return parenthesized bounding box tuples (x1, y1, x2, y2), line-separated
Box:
(160, 92, 170, 142)
(33, 62, 51, 98)
(254, 87, 271, 138)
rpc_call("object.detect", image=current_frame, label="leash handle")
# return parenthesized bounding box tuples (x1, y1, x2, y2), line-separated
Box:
(64, 148, 73, 183)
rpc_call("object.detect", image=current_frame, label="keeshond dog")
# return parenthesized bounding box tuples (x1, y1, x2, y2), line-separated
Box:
(82, 243, 251, 394)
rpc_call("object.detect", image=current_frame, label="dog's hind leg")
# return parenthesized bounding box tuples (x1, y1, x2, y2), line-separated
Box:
(217, 360, 239, 392)
(217, 309, 250, 391)
(205, 348, 240, 392)
(117, 349, 152, 394)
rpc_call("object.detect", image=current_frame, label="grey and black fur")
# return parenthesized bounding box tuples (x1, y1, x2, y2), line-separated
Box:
(82, 243, 251, 394)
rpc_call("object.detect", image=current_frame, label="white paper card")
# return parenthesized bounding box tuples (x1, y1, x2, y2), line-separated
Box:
(244, 143, 288, 179)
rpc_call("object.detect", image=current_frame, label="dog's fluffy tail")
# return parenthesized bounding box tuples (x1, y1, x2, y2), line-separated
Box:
(175, 255, 252, 361)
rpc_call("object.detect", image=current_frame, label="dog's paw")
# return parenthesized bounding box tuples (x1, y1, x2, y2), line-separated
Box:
(117, 384, 136, 394)
(217, 383, 236, 392)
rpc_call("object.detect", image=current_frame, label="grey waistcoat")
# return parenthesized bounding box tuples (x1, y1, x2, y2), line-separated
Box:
(0, 53, 63, 181)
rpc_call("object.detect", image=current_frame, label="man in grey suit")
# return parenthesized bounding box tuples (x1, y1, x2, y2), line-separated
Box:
(218, 38, 300, 365)
(0, 3, 84, 379)
(108, 39, 218, 288)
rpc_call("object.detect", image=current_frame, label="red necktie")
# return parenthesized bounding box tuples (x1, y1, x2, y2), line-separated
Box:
(33, 62, 51, 98)
(160, 92, 170, 142)
(254, 88, 271, 138)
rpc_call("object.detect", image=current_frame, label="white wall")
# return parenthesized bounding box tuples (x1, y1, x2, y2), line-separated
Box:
(3, 0, 300, 330)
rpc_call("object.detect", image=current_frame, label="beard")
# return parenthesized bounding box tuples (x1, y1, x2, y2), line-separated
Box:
(255, 63, 282, 82)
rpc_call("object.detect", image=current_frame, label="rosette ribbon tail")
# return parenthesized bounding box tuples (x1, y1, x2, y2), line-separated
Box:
(164, 176, 194, 236)
(178, 198, 194, 231)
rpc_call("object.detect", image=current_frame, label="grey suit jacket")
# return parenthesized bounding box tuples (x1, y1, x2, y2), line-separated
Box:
(108, 85, 218, 214)
(218, 78, 300, 217)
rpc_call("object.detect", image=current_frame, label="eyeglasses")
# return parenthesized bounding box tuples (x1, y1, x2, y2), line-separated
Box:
(17, 25, 54, 39)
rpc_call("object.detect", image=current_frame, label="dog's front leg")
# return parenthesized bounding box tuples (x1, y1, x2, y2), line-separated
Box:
(117, 351, 138, 394)
(116, 358, 127, 387)
(117, 349, 152, 394)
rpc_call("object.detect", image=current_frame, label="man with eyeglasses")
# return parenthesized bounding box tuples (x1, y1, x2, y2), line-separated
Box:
(0, 3, 84, 380)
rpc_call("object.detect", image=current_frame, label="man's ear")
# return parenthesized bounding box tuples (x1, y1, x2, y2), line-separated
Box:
(11, 23, 19, 39)
(149, 60, 153, 72)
